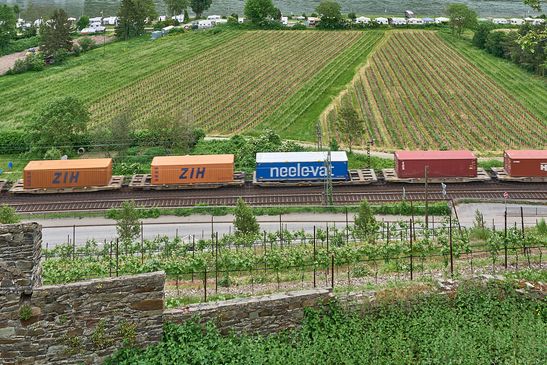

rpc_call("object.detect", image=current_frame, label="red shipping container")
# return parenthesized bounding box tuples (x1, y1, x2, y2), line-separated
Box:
(504, 150, 547, 177)
(394, 151, 477, 178)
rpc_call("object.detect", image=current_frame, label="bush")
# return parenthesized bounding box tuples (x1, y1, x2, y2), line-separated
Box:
(0, 204, 20, 224)
(7, 52, 44, 74)
(0, 130, 31, 154)
(78, 37, 96, 52)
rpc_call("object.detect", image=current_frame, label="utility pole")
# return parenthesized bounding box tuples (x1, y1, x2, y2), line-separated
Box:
(324, 151, 333, 206)
(366, 138, 374, 168)
(424, 165, 429, 229)
(316, 121, 323, 151)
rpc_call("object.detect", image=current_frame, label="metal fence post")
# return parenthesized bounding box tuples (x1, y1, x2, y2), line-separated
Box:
(215, 232, 218, 294)
(204, 268, 207, 302)
(504, 209, 508, 269)
(331, 254, 335, 289)
(141, 221, 144, 265)
(410, 219, 413, 281)
(109, 240, 112, 277)
(115, 238, 119, 277)
(449, 215, 454, 278)
(72, 225, 76, 260)
(313, 229, 317, 288)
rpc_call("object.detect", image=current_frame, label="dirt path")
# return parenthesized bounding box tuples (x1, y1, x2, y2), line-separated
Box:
(0, 51, 27, 75)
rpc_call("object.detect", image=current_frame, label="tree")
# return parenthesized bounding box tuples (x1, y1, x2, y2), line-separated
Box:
(446, 3, 477, 36)
(0, 5, 16, 52)
(347, 12, 357, 21)
(116, 0, 157, 40)
(144, 110, 201, 151)
(30, 97, 90, 155)
(472, 22, 493, 49)
(76, 15, 89, 30)
(336, 103, 363, 153)
(184, 9, 190, 22)
(164, 0, 189, 15)
(40, 9, 72, 58)
(485, 31, 507, 57)
(524, 0, 542, 11)
(244, 0, 276, 24)
(316, 0, 342, 28)
(115, 201, 141, 252)
(0, 204, 20, 224)
(233, 198, 260, 237)
(110, 111, 134, 151)
(190, 0, 212, 19)
(354, 199, 378, 241)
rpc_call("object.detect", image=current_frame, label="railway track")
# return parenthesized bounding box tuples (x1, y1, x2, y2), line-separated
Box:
(4, 183, 547, 213)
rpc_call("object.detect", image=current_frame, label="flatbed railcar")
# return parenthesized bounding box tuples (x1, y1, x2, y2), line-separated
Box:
(4, 149, 545, 195)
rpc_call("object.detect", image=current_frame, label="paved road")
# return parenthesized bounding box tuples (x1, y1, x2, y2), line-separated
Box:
(27, 203, 546, 248)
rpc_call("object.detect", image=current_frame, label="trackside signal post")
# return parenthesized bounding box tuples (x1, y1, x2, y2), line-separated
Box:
(324, 151, 333, 206)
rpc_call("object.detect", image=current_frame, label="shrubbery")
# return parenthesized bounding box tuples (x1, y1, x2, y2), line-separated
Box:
(105, 281, 547, 364)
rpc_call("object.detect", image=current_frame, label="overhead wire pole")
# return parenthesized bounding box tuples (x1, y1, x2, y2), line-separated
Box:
(316, 121, 323, 151)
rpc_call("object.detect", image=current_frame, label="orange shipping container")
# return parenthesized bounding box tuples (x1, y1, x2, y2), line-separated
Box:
(151, 155, 234, 185)
(23, 159, 113, 189)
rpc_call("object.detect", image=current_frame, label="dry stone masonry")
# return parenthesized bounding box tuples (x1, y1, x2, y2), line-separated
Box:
(164, 289, 332, 335)
(0, 223, 339, 364)
(0, 223, 165, 364)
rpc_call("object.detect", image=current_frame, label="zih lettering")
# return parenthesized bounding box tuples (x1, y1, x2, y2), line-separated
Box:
(179, 167, 206, 180)
(52, 171, 80, 184)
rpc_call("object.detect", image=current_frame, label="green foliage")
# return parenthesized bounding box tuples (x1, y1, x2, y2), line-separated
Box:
(7, 52, 44, 75)
(537, 218, 547, 235)
(335, 102, 363, 152)
(19, 304, 32, 321)
(190, 0, 213, 19)
(233, 198, 260, 237)
(316, 0, 343, 29)
(78, 37, 96, 52)
(485, 31, 508, 57)
(114, 201, 142, 248)
(472, 22, 494, 49)
(244, 0, 277, 25)
(116, 0, 157, 40)
(446, 3, 478, 36)
(106, 281, 547, 364)
(40, 9, 73, 58)
(0, 204, 20, 224)
(0, 35, 40, 57)
(164, 0, 189, 16)
(30, 96, 89, 155)
(524, 0, 542, 11)
(0, 5, 17, 52)
(354, 199, 378, 241)
(77, 16, 90, 30)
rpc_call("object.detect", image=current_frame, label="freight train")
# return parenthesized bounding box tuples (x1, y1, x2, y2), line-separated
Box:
(4, 149, 547, 194)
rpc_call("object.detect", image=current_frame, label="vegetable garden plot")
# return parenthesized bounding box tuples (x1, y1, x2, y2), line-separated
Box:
(323, 31, 547, 152)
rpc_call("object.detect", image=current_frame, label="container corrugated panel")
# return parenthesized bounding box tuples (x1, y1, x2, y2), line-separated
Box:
(151, 155, 234, 185)
(256, 151, 349, 181)
(23, 159, 112, 189)
(394, 150, 477, 178)
(504, 150, 547, 177)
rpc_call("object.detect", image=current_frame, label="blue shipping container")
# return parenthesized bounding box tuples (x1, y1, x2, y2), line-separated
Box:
(256, 152, 349, 181)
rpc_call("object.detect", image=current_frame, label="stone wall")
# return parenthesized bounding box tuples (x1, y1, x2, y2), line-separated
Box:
(164, 289, 332, 335)
(0, 223, 165, 365)
(0, 223, 42, 292)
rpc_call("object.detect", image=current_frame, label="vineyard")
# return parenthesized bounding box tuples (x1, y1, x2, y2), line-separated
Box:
(323, 31, 547, 152)
(0, 30, 240, 129)
(89, 31, 383, 135)
(42, 219, 546, 303)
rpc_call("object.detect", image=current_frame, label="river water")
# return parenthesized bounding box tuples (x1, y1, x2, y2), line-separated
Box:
(0, 0, 541, 20)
